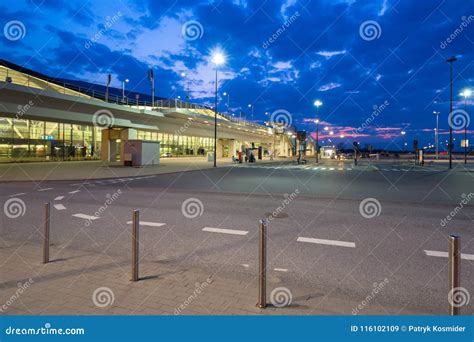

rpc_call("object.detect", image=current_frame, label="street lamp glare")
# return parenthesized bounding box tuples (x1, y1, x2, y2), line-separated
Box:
(315, 119, 320, 124)
(460, 89, 472, 98)
(314, 100, 323, 107)
(324, 127, 329, 131)
(212, 52, 225, 65)
(125, 79, 129, 83)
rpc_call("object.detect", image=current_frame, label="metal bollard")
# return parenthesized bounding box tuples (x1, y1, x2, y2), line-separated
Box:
(257, 219, 267, 308)
(131, 209, 140, 282)
(448, 235, 460, 315)
(43, 202, 50, 264)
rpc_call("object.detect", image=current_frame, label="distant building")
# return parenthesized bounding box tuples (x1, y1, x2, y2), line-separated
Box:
(0, 60, 300, 162)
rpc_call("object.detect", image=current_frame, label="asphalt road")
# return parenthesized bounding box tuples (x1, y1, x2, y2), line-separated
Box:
(1, 161, 473, 314)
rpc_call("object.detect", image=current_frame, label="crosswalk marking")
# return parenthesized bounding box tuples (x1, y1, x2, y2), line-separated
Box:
(37, 188, 53, 192)
(9, 193, 26, 197)
(53, 204, 66, 210)
(69, 190, 81, 194)
(54, 196, 65, 201)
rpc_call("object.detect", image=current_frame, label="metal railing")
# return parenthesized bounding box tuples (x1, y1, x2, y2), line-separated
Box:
(0, 67, 266, 130)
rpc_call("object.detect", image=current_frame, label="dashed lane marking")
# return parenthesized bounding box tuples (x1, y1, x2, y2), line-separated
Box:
(423, 250, 474, 260)
(72, 213, 99, 220)
(53, 204, 67, 210)
(54, 196, 65, 201)
(126, 221, 166, 227)
(202, 227, 249, 236)
(297, 236, 356, 248)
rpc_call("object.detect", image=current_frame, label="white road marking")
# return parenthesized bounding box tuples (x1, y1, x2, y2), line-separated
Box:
(313, 167, 319, 170)
(329, 167, 335, 170)
(338, 168, 343, 171)
(53, 204, 66, 210)
(68, 190, 81, 194)
(72, 213, 98, 220)
(126, 221, 166, 227)
(391, 168, 399, 171)
(241, 264, 249, 268)
(321, 167, 327, 170)
(382, 169, 389, 171)
(401, 169, 409, 171)
(424, 250, 474, 260)
(9, 193, 26, 197)
(274, 268, 288, 272)
(54, 196, 65, 201)
(37, 188, 53, 192)
(297, 236, 356, 248)
(347, 168, 352, 171)
(202, 227, 249, 236)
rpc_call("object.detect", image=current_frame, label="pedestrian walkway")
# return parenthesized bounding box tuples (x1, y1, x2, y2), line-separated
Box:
(0, 240, 420, 315)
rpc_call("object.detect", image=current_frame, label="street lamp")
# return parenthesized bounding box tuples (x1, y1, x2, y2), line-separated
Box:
(314, 100, 322, 163)
(223, 92, 230, 114)
(248, 103, 254, 120)
(433, 111, 440, 160)
(446, 56, 457, 169)
(122, 78, 129, 102)
(460, 89, 471, 164)
(211, 51, 225, 167)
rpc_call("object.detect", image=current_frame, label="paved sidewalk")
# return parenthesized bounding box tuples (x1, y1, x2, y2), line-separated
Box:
(0, 240, 423, 316)
(0, 157, 284, 182)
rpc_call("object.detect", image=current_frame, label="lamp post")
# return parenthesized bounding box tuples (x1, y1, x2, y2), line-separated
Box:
(314, 100, 322, 163)
(122, 78, 129, 102)
(460, 89, 471, 164)
(447, 56, 457, 169)
(433, 111, 440, 160)
(223, 92, 230, 114)
(212, 52, 225, 168)
(248, 104, 254, 121)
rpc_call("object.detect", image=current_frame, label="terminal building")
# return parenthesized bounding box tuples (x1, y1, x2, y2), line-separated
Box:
(0, 60, 309, 163)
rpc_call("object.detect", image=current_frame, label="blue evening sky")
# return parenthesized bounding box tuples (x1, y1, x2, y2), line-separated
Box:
(1, 0, 473, 148)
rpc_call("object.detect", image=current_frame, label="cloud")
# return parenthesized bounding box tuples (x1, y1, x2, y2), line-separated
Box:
(316, 50, 347, 58)
(318, 82, 342, 91)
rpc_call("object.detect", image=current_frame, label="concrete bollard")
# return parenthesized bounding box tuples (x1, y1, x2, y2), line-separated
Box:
(257, 219, 267, 308)
(43, 202, 50, 264)
(131, 209, 140, 282)
(448, 235, 460, 315)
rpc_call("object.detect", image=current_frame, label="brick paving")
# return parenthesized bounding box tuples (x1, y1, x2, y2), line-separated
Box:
(0, 240, 422, 316)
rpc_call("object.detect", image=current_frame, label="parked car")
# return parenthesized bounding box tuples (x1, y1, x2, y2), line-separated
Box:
(162, 152, 173, 158)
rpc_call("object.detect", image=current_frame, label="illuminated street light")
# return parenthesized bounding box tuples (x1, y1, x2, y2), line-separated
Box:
(433, 111, 440, 160)
(313, 100, 322, 163)
(211, 51, 226, 167)
(460, 89, 471, 164)
(122, 78, 129, 102)
(446, 55, 457, 169)
(324, 127, 329, 131)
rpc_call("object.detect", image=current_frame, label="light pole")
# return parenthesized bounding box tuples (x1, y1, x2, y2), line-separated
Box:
(447, 56, 457, 169)
(460, 89, 471, 164)
(248, 104, 254, 121)
(314, 100, 322, 163)
(122, 78, 129, 102)
(433, 111, 440, 160)
(212, 52, 225, 168)
(223, 92, 230, 114)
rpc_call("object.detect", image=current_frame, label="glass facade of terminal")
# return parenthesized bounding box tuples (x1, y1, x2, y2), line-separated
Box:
(0, 117, 216, 162)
